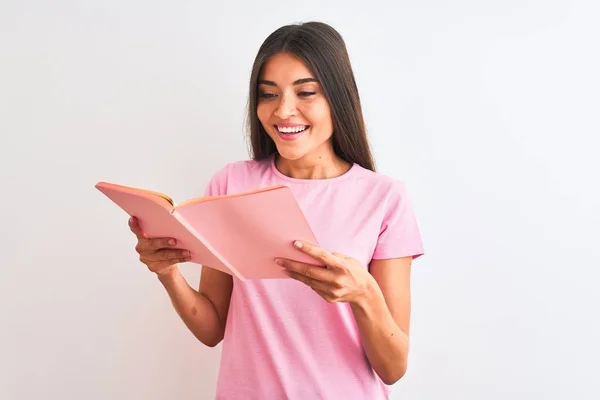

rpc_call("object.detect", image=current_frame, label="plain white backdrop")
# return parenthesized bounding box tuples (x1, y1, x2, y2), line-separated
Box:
(1, 1, 598, 399)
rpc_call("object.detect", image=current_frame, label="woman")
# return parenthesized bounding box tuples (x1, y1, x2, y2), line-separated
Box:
(129, 21, 425, 399)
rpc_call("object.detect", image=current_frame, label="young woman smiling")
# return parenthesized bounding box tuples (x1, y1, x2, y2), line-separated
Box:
(128, 21, 425, 400)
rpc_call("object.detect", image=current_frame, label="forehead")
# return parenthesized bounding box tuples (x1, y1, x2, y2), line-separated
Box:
(260, 52, 315, 83)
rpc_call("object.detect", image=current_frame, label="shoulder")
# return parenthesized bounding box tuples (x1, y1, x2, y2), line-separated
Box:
(209, 158, 270, 181)
(350, 164, 409, 201)
(204, 158, 271, 195)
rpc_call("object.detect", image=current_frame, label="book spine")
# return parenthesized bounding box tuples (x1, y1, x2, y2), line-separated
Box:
(171, 211, 246, 281)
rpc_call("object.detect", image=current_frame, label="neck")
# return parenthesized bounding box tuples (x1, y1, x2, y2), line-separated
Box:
(275, 152, 351, 180)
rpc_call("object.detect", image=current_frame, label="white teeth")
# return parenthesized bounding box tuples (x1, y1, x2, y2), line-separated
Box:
(277, 125, 308, 133)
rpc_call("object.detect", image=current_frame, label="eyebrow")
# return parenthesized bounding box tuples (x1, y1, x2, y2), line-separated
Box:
(258, 78, 319, 86)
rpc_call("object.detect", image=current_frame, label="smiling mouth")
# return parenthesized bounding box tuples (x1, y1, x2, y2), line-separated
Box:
(275, 125, 310, 134)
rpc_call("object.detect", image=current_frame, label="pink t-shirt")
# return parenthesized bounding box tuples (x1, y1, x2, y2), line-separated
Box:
(204, 155, 425, 400)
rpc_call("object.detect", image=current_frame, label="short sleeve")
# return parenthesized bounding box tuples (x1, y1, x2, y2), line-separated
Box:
(372, 180, 425, 260)
(203, 163, 231, 197)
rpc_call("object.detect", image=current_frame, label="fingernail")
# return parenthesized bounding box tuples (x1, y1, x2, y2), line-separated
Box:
(275, 259, 283, 266)
(294, 241, 303, 248)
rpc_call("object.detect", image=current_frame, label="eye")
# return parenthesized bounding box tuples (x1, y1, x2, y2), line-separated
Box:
(298, 91, 316, 97)
(258, 92, 277, 100)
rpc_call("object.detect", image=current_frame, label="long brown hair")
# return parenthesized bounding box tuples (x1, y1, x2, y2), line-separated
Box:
(246, 21, 376, 172)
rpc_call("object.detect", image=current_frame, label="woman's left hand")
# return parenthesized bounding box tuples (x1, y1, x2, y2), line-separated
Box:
(276, 240, 375, 305)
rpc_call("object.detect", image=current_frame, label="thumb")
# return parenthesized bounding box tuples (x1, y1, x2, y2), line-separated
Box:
(128, 216, 147, 239)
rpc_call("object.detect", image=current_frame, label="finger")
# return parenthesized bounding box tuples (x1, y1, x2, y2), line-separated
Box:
(145, 258, 188, 273)
(141, 248, 189, 262)
(332, 251, 351, 260)
(277, 258, 335, 282)
(293, 241, 345, 269)
(147, 256, 190, 266)
(128, 216, 147, 239)
(135, 237, 178, 254)
(158, 249, 190, 261)
(313, 288, 336, 303)
(142, 251, 190, 265)
(285, 269, 332, 293)
(135, 238, 177, 254)
(284, 269, 340, 302)
(147, 237, 179, 251)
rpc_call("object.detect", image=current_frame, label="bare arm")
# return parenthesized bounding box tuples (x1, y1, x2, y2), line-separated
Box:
(129, 216, 233, 348)
(277, 241, 413, 385)
(351, 256, 412, 385)
(157, 266, 233, 347)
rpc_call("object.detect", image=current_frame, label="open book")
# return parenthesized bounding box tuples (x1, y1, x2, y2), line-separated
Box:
(95, 181, 323, 281)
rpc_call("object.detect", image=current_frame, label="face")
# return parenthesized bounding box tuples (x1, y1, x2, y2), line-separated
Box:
(256, 52, 334, 161)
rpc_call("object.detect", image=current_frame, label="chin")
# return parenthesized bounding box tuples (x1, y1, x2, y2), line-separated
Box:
(274, 146, 309, 161)
(266, 133, 307, 160)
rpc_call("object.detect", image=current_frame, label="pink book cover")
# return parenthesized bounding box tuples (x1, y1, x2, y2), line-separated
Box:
(94, 181, 323, 281)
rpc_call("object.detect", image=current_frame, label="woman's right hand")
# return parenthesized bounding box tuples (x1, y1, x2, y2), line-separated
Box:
(128, 216, 191, 276)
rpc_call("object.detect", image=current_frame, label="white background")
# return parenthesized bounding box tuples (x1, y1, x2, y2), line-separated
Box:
(1, 1, 598, 399)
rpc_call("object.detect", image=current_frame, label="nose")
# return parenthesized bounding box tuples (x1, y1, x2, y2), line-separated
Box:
(274, 92, 297, 119)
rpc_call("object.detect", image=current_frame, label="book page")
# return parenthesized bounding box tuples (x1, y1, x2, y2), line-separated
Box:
(96, 180, 230, 273)
(176, 184, 288, 209)
(173, 185, 323, 280)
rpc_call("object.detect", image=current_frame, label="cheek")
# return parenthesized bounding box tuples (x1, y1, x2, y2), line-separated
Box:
(306, 101, 333, 129)
(256, 104, 271, 126)
(256, 104, 266, 121)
